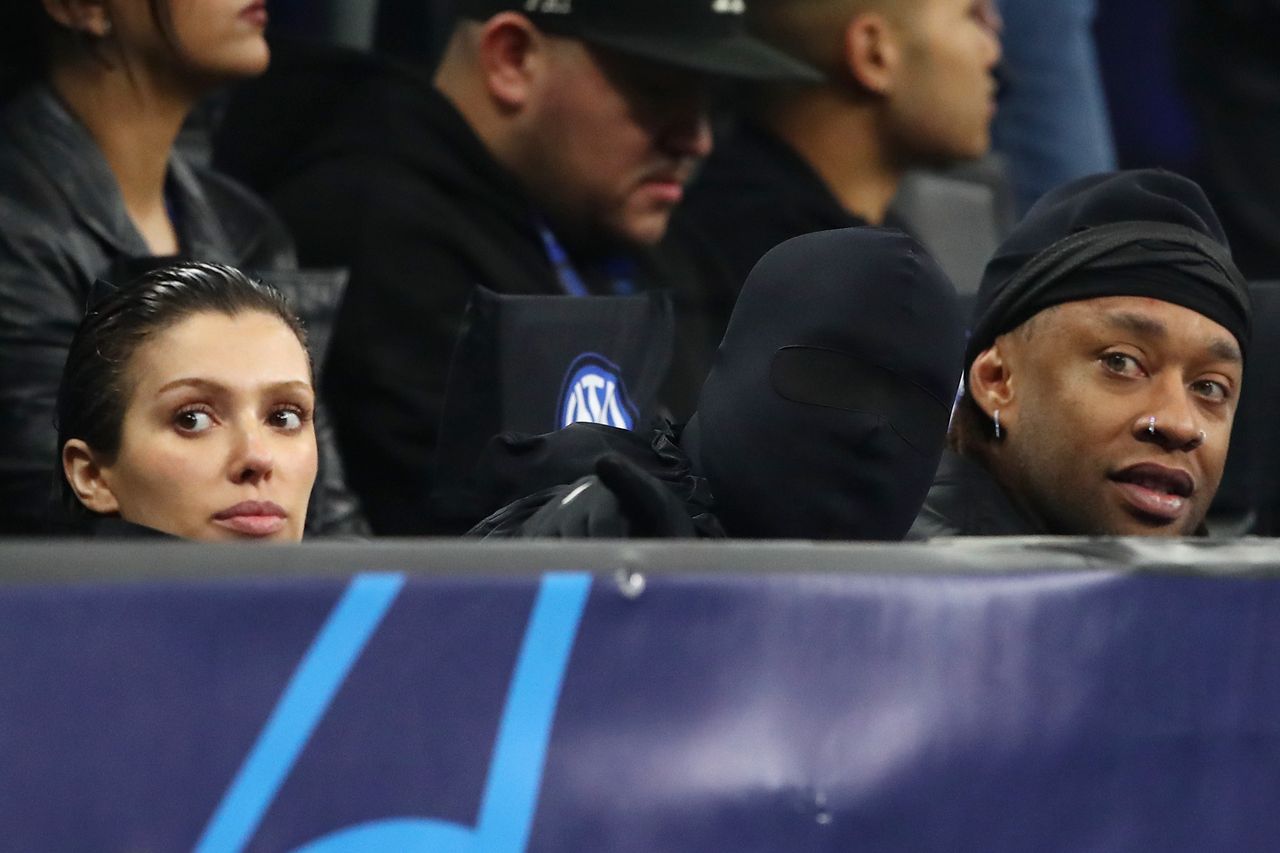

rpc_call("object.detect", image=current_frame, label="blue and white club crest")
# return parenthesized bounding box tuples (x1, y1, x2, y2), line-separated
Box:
(558, 353, 637, 430)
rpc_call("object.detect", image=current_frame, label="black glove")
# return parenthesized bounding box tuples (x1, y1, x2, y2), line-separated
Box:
(594, 453, 697, 538)
(515, 453, 696, 539)
(516, 475, 630, 538)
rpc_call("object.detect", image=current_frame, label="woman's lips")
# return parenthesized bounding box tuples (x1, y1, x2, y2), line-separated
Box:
(240, 1, 268, 26)
(213, 500, 285, 537)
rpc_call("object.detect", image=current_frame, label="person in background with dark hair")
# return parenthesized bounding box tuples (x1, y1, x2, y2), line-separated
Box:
(673, 0, 1002, 298)
(0, 0, 303, 534)
(58, 262, 317, 540)
(912, 170, 1251, 538)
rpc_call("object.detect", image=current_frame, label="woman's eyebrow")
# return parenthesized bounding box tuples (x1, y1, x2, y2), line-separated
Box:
(154, 378, 314, 395)
(155, 377, 226, 395)
(260, 380, 315, 395)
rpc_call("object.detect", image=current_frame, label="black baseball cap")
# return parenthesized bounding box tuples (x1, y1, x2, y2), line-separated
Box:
(456, 0, 823, 82)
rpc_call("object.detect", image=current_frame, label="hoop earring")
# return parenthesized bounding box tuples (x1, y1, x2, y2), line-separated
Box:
(993, 409, 1002, 440)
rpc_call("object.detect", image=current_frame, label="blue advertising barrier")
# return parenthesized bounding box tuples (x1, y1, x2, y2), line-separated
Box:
(1, 537, 1279, 852)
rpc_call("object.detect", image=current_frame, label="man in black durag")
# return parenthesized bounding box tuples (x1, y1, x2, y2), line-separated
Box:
(912, 169, 1252, 537)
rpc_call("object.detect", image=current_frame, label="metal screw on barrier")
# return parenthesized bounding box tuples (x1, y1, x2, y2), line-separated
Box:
(814, 790, 832, 826)
(614, 569, 646, 599)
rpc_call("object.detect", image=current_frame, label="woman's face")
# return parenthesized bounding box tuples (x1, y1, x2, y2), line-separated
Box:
(76, 310, 318, 541)
(106, 0, 271, 85)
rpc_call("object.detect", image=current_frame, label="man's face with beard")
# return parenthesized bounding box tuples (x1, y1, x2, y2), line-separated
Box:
(522, 38, 714, 248)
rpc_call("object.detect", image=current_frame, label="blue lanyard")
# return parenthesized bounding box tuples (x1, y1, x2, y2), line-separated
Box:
(536, 221, 637, 297)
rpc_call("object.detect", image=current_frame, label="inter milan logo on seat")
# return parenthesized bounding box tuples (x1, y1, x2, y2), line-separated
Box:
(558, 353, 637, 430)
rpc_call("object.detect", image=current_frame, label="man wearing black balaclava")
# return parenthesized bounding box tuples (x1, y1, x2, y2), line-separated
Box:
(912, 169, 1253, 537)
(469, 226, 966, 541)
(682, 227, 965, 540)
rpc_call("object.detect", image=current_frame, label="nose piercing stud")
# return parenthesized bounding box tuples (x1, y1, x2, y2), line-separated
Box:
(1147, 416, 1157, 435)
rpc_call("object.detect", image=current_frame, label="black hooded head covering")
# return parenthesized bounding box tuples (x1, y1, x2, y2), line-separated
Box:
(683, 227, 965, 540)
(965, 169, 1252, 368)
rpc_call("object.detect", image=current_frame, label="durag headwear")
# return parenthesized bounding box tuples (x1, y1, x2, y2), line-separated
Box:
(965, 168, 1252, 368)
(683, 227, 965, 540)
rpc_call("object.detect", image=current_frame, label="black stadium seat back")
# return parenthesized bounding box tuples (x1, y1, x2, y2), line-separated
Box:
(889, 154, 1018, 296)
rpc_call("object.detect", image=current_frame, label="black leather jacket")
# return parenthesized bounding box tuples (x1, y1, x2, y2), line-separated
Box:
(0, 85, 364, 535)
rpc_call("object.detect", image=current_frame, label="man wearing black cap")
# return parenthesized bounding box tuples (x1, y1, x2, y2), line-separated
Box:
(432, 0, 816, 250)
(247, 0, 817, 533)
(912, 169, 1252, 537)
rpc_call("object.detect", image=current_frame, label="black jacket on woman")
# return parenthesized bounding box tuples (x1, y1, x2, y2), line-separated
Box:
(0, 85, 361, 535)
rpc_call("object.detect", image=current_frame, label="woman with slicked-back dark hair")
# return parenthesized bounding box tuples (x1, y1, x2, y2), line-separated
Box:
(0, 1, 364, 534)
(58, 262, 319, 540)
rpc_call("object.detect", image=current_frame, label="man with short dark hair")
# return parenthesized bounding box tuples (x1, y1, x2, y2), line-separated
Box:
(675, 0, 1002, 294)
(912, 169, 1252, 537)
(247, 0, 817, 533)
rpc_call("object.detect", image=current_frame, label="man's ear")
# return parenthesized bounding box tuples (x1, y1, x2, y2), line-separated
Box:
(62, 439, 120, 516)
(476, 13, 544, 111)
(968, 342, 1017, 420)
(843, 12, 900, 95)
(41, 0, 112, 37)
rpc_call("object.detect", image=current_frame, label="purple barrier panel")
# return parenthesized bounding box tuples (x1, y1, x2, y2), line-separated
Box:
(0, 566, 1278, 851)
